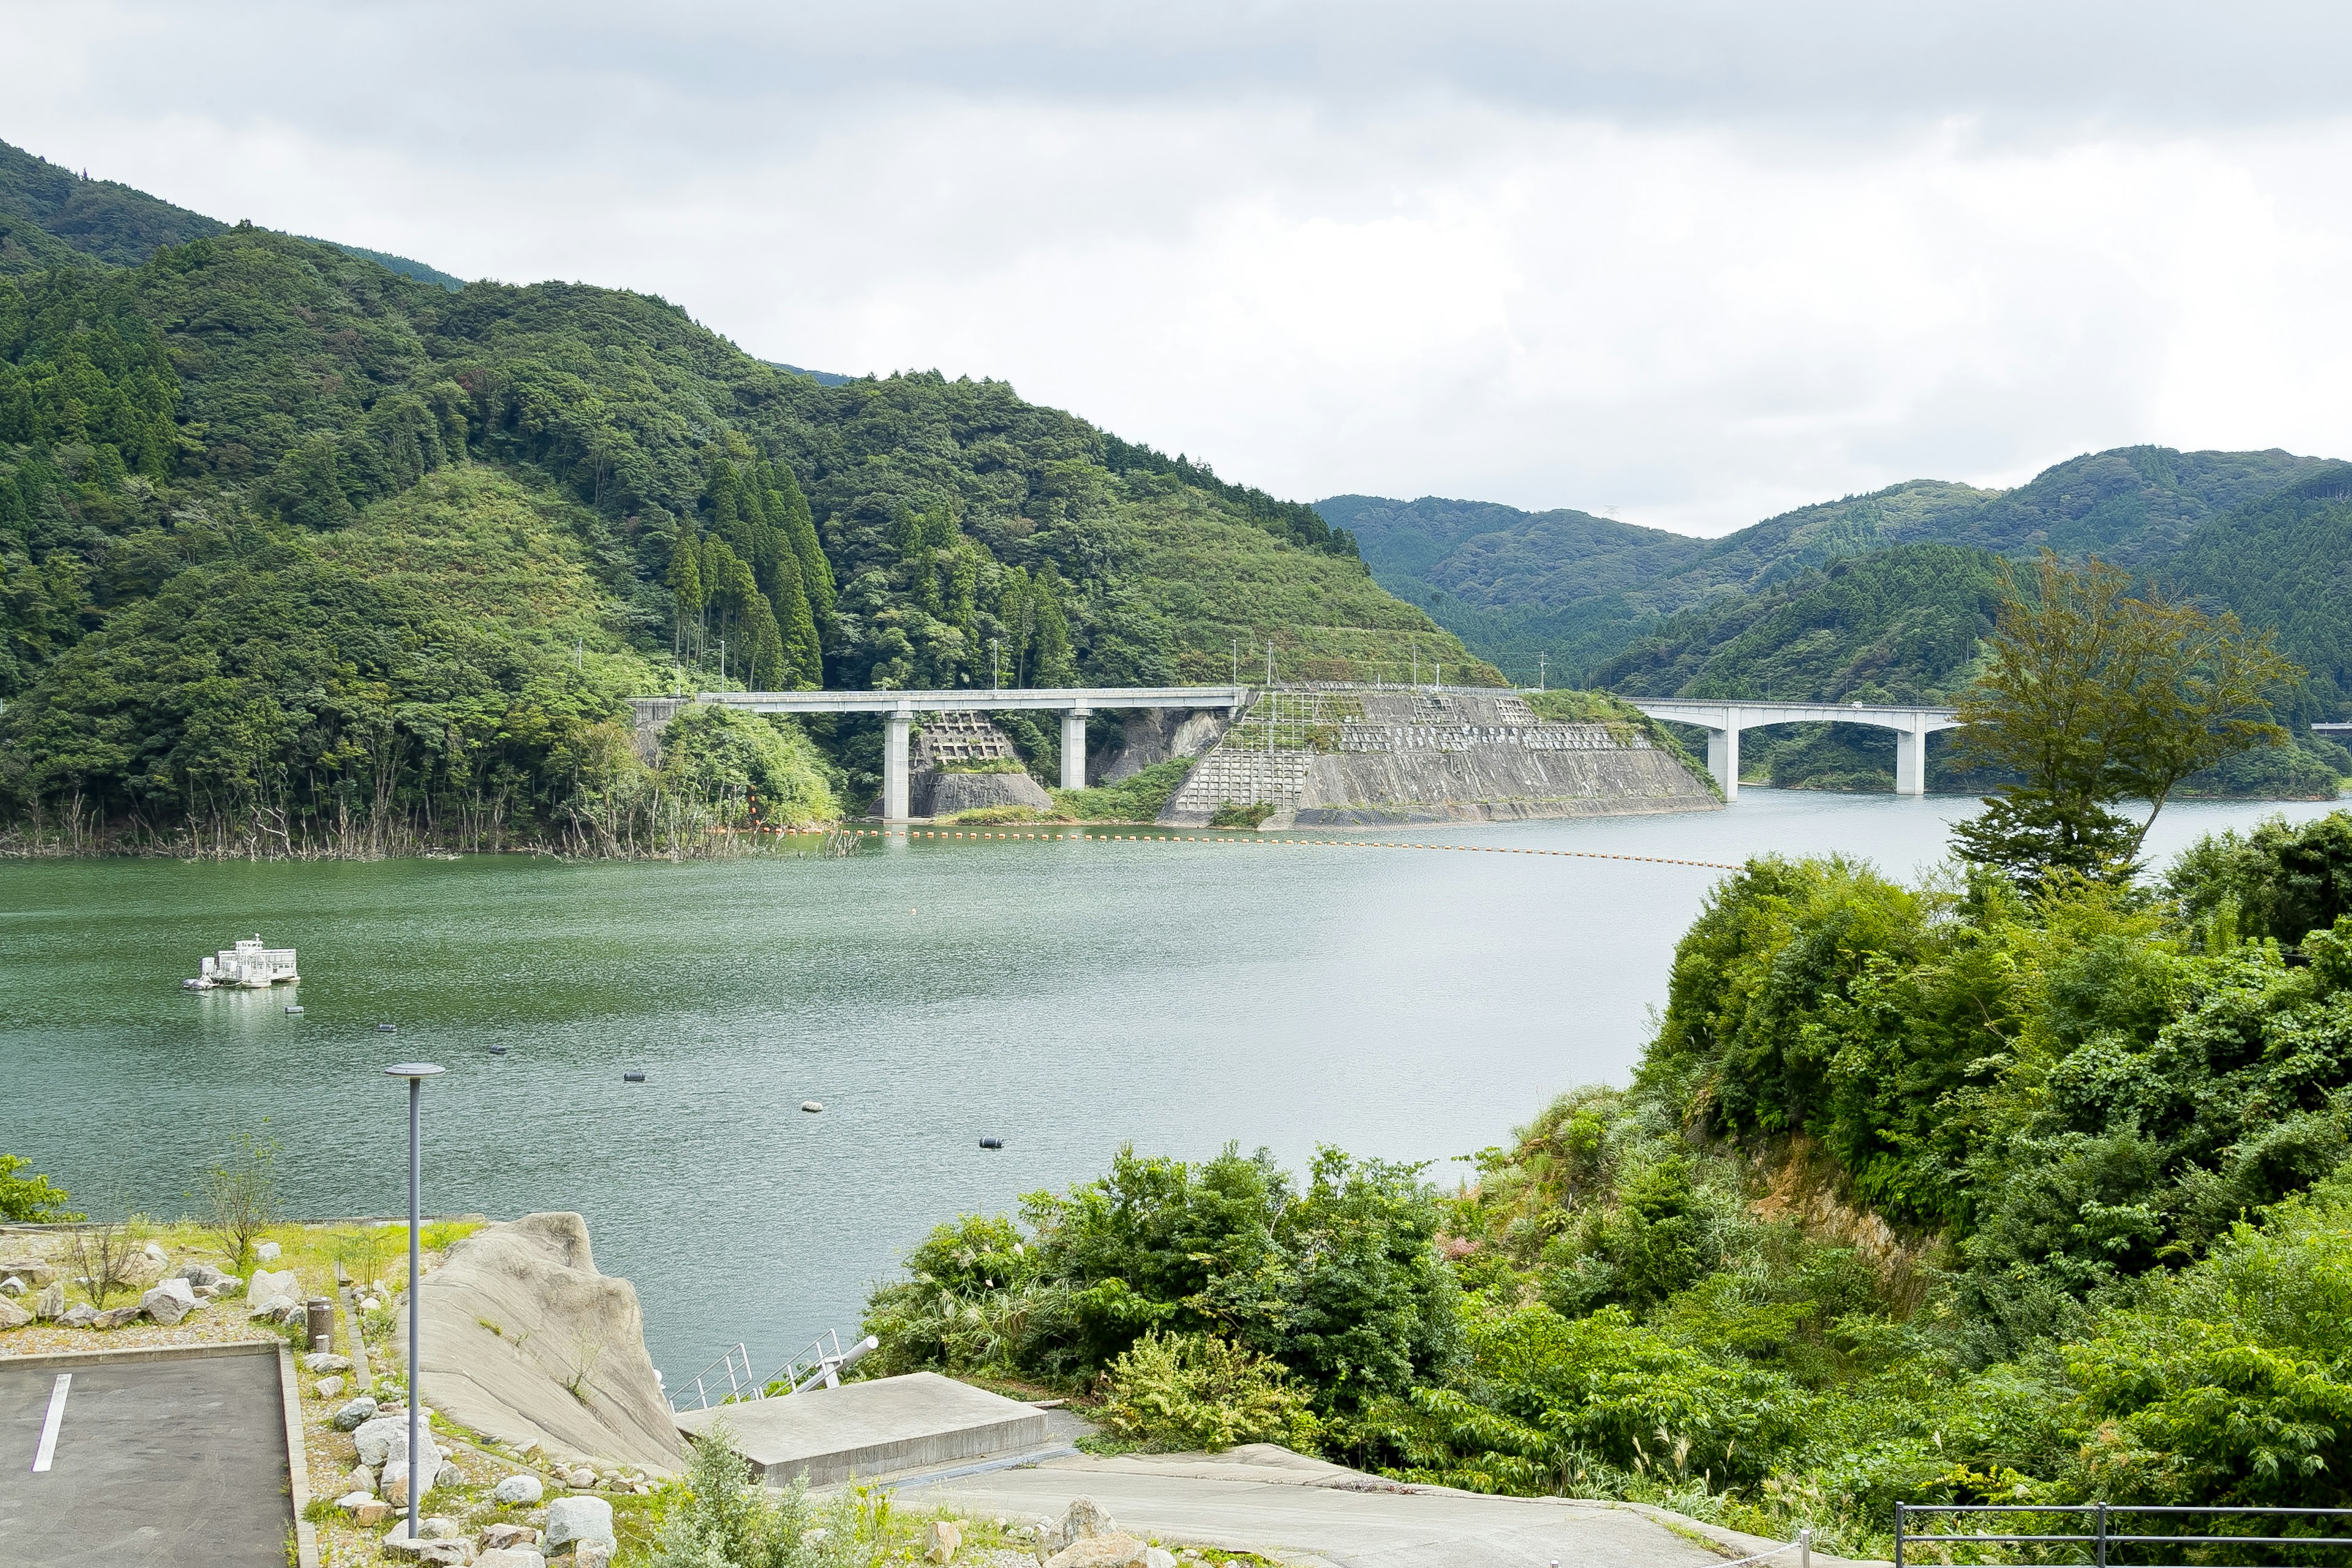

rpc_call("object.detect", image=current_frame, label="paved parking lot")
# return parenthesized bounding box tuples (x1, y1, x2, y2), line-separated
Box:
(0, 1349, 293, 1567)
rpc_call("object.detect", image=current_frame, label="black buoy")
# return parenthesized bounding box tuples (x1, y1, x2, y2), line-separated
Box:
(623, 1070, 646, 1083)
(377, 1023, 397, 1033)
(489, 1044, 508, 1056)
(979, 1137, 1004, 1150)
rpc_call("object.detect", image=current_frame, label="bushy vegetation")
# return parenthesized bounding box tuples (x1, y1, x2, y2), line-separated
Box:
(649, 1424, 879, 1568)
(1097, 1330, 1321, 1452)
(1050, 757, 1195, 822)
(867, 810, 2352, 1550)
(0, 144, 1488, 850)
(861, 1144, 1459, 1411)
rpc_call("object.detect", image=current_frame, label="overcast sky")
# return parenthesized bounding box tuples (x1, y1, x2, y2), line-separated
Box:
(9, 1, 2351, 534)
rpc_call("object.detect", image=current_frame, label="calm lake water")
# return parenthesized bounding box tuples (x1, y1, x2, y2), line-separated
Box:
(1, 790, 2338, 1384)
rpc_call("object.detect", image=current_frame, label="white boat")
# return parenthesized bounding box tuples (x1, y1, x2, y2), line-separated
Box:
(184, 935, 298, 990)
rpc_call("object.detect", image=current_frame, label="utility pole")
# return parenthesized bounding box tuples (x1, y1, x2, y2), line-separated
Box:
(1265, 641, 1276, 766)
(1537, 653, 1546, 692)
(990, 638, 1000, 692)
(1412, 647, 1419, 688)
(1232, 637, 1239, 688)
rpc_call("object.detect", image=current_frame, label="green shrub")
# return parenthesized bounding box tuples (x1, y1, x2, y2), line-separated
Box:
(1051, 757, 1196, 822)
(941, 805, 1046, 824)
(1098, 1331, 1320, 1452)
(1208, 799, 1273, 829)
(650, 1423, 878, 1568)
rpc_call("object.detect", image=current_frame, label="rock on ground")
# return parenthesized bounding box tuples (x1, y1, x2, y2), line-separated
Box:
(477, 1550, 546, 1568)
(36, 1282, 66, 1319)
(333, 1395, 380, 1431)
(543, 1496, 616, 1554)
(140, 1278, 197, 1324)
(492, 1473, 544, 1504)
(406, 1213, 681, 1471)
(928, 1518, 963, 1563)
(0, 1296, 29, 1329)
(303, 1351, 352, 1374)
(247, 1267, 300, 1304)
(1045, 1537, 1150, 1568)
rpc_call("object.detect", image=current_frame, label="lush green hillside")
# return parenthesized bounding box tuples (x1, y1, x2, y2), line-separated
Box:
(864, 821, 2352, 1542)
(1328, 447, 2334, 706)
(0, 140, 225, 274)
(0, 146, 1487, 849)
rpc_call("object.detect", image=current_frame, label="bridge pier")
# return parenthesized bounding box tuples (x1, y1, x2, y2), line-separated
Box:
(1706, 725, 1741, 802)
(883, 705, 912, 821)
(1894, 725, 1928, 798)
(1060, 707, 1091, 791)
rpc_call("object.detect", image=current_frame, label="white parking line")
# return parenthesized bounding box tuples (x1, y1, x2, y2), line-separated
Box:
(31, 1373, 69, 1474)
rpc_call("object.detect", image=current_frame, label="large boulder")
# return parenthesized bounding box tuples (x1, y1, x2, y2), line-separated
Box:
(405, 1213, 681, 1471)
(333, 1396, 380, 1432)
(0, 1257, 59, 1289)
(140, 1278, 198, 1325)
(543, 1496, 616, 1555)
(247, 1268, 300, 1305)
(34, 1281, 64, 1320)
(491, 1473, 543, 1505)
(353, 1411, 441, 1470)
(0, 1296, 30, 1330)
(1044, 1538, 1150, 1568)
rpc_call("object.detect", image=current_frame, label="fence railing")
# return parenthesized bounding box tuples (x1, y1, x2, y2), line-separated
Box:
(1896, 1503, 2352, 1568)
(668, 1343, 758, 1412)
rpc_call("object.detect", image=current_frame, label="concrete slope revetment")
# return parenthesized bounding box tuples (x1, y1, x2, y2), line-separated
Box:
(1159, 688, 1719, 829)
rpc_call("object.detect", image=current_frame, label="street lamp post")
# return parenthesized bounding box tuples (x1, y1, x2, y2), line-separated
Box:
(384, 1061, 444, 1540)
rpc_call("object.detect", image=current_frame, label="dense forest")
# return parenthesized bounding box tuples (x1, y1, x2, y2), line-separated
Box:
(0, 138, 1485, 852)
(1329, 448, 2352, 795)
(864, 810, 2352, 1549)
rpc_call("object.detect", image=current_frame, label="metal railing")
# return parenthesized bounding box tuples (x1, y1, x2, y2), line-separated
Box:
(1896, 1503, 2352, 1568)
(760, 1329, 879, 1396)
(668, 1343, 760, 1412)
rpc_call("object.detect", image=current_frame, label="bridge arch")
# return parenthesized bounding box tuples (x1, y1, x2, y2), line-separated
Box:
(1626, 699, 1961, 801)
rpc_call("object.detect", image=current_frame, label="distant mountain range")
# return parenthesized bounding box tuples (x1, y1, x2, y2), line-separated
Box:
(1325, 447, 2352, 793)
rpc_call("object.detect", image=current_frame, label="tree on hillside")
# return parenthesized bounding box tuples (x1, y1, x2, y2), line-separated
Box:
(1953, 552, 2297, 885)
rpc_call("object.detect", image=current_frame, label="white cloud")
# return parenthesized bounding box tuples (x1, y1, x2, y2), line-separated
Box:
(7, 2, 2352, 532)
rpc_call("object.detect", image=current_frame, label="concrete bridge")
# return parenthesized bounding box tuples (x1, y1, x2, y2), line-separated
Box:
(630, 687, 1248, 820)
(1626, 698, 1961, 801)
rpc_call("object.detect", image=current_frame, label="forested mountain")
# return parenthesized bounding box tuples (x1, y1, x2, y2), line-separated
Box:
(0, 140, 225, 275)
(1332, 447, 2347, 793)
(1329, 447, 2327, 687)
(0, 141, 1479, 851)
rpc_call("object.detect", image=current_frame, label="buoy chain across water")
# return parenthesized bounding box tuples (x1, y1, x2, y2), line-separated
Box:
(778, 825, 1737, 870)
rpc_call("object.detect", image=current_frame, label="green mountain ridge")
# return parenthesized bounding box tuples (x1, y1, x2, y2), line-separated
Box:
(1326, 446, 2351, 793)
(0, 136, 1485, 848)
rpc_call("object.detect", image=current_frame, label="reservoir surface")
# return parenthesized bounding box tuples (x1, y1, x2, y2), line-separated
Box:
(0, 790, 2335, 1383)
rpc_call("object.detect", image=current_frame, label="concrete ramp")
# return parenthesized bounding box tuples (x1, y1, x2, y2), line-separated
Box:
(675, 1372, 1049, 1487)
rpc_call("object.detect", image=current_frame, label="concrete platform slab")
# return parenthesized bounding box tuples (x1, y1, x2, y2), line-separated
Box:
(0, 1344, 295, 1568)
(675, 1372, 1047, 1487)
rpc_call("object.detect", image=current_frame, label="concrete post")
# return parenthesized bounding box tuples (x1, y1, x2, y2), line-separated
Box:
(1895, 724, 1928, 797)
(1706, 722, 1741, 802)
(1061, 708, 1091, 791)
(883, 706, 911, 821)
